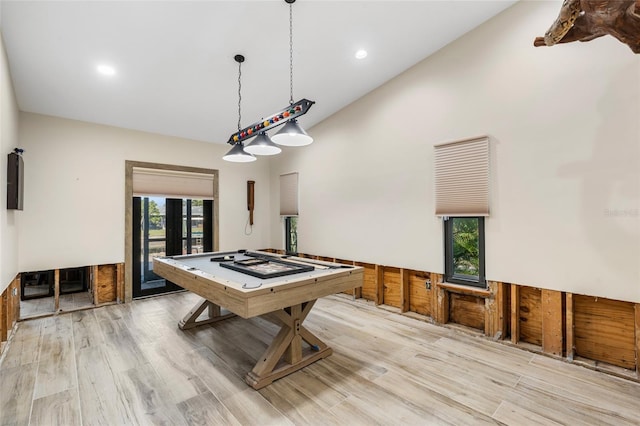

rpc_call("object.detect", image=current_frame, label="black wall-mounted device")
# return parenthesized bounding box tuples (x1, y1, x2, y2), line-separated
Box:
(7, 151, 24, 210)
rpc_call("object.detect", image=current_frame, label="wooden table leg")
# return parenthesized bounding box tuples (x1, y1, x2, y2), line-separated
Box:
(245, 299, 332, 389)
(179, 297, 235, 330)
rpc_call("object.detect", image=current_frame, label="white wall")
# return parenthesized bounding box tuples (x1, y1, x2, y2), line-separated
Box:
(270, 1, 640, 303)
(18, 113, 272, 272)
(0, 32, 20, 292)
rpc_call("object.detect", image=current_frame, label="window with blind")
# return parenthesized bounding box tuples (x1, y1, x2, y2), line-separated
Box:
(434, 136, 489, 287)
(279, 172, 299, 216)
(434, 136, 489, 217)
(280, 172, 299, 254)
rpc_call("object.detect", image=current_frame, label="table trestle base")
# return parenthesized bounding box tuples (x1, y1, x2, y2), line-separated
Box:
(179, 298, 236, 330)
(245, 299, 331, 389)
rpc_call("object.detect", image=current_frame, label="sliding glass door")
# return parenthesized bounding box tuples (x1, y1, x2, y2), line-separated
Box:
(132, 197, 213, 298)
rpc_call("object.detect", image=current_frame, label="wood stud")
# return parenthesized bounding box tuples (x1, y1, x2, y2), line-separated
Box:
(54, 269, 60, 312)
(510, 284, 520, 344)
(400, 268, 410, 313)
(636, 304, 640, 378)
(541, 289, 563, 356)
(565, 293, 575, 361)
(375, 265, 384, 306)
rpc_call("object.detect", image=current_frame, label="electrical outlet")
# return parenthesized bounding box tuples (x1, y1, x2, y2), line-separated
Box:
(425, 280, 431, 290)
(13, 288, 18, 296)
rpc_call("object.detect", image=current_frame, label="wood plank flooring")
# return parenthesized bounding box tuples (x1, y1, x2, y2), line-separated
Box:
(1, 291, 639, 425)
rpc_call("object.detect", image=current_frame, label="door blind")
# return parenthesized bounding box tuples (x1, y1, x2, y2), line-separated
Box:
(132, 167, 214, 199)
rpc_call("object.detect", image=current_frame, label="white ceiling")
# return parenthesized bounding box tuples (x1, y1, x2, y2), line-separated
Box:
(1, 0, 516, 145)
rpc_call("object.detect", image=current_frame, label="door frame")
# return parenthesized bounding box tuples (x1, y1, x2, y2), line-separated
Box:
(124, 161, 219, 303)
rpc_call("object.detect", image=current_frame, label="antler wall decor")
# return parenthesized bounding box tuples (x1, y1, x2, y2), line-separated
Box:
(534, 0, 640, 53)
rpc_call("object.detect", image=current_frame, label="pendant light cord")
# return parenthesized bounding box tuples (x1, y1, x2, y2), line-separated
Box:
(289, 1, 294, 105)
(237, 59, 242, 132)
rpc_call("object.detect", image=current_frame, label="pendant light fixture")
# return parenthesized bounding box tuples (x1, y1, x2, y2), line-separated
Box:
(223, 54, 256, 163)
(244, 131, 282, 156)
(271, 0, 313, 147)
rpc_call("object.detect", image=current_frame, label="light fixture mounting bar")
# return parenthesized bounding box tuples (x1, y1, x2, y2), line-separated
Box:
(227, 98, 315, 145)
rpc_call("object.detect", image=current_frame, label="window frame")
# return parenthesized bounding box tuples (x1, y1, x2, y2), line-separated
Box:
(444, 216, 486, 288)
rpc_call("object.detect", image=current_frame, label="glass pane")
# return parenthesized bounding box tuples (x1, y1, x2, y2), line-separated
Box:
(191, 199, 204, 253)
(287, 217, 298, 254)
(182, 199, 188, 254)
(142, 197, 167, 289)
(452, 218, 479, 278)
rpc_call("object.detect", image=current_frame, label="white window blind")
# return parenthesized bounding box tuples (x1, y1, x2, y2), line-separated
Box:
(280, 172, 299, 216)
(434, 136, 489, 216)
(132, 167, 215, 199)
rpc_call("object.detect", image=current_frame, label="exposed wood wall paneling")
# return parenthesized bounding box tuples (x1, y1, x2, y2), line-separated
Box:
(382, 267, 402, 309)
(429, 274, 444, 323)
(449, 293, 485, 331)
(97, 264, 118, 304)
(1, 287, 7, 343)
(408, 270, 432, 317)
(0, 277, 19, 354)
(541, 289, 564, 356)
(375, 265, 384, 305)
(355, 262, 377, 302)
(8, 278, 18, 332)
(636, 304, 640, 377)
(432, 278, 449, 325)
(519, 287, 542, 346)
(574, 295, 635, 370)
(485, 281, 501, 338)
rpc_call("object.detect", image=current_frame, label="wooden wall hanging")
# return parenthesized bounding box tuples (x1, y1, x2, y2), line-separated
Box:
(534, 0, 640, 53)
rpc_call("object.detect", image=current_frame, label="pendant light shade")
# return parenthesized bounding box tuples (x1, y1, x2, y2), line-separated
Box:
(272, 119, 313, 146)
(223, 142, 256, 162)
(244, 131, 282, 155)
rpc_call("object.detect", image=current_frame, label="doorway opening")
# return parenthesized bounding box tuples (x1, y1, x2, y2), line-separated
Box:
(132, 197, 213, 298)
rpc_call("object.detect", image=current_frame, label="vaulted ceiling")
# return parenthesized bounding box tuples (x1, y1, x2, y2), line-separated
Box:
(1, 1, 517, 144)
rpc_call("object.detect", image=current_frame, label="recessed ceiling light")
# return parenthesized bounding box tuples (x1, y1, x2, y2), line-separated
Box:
(96, 64, 116, 76)
(355, 49, 368, 59)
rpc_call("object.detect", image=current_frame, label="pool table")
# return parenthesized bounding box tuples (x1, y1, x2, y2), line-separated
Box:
(153, 250, 363, 389)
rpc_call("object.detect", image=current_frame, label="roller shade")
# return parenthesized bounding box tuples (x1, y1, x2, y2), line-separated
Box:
(280, 172, 299, 216)
(434, 136, 489, 216)
(132, 167, 215, 199)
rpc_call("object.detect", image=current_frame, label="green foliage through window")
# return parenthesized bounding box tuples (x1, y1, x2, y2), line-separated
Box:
(285, 217, 298, 254)
(445, 217, 485, 288)
(148, 200, 163, 229)
(452, 218, 479, 276)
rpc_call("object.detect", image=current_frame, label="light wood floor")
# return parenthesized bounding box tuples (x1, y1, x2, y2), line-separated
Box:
(1, 291, 639, 425)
